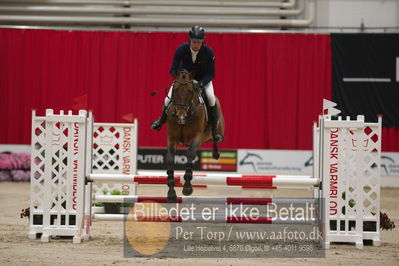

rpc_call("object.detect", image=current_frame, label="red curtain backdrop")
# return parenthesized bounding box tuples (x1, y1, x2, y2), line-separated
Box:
(0, 29, 397, 151)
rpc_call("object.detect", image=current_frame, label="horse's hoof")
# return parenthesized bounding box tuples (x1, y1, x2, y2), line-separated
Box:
(167, 188, 177, 203)
(182, 184, 193, 196)
(212, 151, 220, 160)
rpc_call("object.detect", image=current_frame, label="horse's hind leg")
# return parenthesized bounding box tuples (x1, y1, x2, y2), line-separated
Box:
(183, 142, 199, 196)
(212, 142, 220, 160)
(166, 144, 177, 203)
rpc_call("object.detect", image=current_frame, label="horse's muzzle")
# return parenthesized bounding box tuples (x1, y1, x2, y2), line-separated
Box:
(173, 109, 188, 125)
(176, 116, 186, 125)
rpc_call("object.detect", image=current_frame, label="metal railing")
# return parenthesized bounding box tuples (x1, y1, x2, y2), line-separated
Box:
(0, 0, 315, 30)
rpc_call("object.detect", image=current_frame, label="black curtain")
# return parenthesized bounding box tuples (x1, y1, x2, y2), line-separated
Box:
(331, 33, 399, 127)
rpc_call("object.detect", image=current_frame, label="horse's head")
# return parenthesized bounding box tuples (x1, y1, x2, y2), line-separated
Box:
(171, 69, 196, 125)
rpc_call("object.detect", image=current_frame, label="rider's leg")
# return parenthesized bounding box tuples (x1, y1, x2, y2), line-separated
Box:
(204, 82, 224, 143)
(151, 86, 172, 131)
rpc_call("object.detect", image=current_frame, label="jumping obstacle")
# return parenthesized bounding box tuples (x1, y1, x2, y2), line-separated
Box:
(92, 195, 316, 205)
(91, 195, 317, 224)
(28, 99, 381, 249)
(91, 193, 317, 224)
(92, 214, 314, 224)
(28, 109, 138, 241)
(87, 173, 318, 188)
(315, 101, 382, 249)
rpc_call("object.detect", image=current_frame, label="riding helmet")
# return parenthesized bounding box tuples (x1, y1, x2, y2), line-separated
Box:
(189, 25, 205, 41)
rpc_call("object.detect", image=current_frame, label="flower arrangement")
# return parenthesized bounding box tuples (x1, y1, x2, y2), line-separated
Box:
(0, 152, 31, 182)
(341, 191, 396, 231)
(380, 211, 396, 230)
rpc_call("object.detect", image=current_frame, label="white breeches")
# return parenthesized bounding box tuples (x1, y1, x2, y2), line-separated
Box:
(164, 81, 216, 107)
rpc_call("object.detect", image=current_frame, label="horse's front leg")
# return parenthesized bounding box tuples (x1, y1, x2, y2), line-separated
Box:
(183, 141, 200, 196)
(212, 142, 220, 160)
(166, 143, 177, 202)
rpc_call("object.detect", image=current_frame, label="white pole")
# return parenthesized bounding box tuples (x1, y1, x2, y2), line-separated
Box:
(88, 173, 319, 187)
(93, 214, 316, 224)
(93, 195, 318, 204)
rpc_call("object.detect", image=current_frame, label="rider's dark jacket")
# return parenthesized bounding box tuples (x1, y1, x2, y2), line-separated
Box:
(169, 42, 215, 87)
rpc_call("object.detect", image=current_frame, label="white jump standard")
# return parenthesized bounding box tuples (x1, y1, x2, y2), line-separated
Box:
(28, 109, 138, 243)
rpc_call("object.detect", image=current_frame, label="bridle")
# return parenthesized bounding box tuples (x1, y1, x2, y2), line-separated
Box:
(168, 79, 202, 118)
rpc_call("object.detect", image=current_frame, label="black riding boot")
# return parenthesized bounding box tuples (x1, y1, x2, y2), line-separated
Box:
(151, 104, 167, 131)
(209, 105, 224, 143)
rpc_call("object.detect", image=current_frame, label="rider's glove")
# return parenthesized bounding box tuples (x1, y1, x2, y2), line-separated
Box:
(193, 80, 203, 90)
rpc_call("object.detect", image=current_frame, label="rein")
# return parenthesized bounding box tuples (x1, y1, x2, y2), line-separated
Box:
(170, 79, 202, 113)
(150, 78, 200, 111)
(150, 81, 174, 96)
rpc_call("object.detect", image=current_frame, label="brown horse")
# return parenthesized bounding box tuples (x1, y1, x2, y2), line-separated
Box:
(165, 69, 224, 202)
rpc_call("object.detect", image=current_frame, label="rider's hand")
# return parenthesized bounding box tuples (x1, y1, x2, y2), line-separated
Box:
(193, 80, 203, 89)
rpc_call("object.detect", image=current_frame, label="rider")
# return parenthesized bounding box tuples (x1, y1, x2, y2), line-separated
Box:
(151, 25, 224, 143)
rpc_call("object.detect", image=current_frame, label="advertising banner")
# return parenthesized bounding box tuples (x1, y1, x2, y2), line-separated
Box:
(237, 149, 314, 175)
(138, 149, 237, 172)
(238, 149, 399, 178)
(137, 148, 200, 171)
(200, 150, 237, 171)
(381, 152, 399, 176)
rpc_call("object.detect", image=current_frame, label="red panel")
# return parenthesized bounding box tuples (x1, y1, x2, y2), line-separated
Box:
(226, 175, 274, 186)
(133, 176, 170, 184)
(5, 29, 397, 151)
